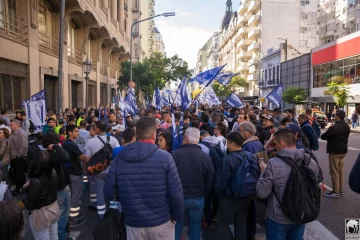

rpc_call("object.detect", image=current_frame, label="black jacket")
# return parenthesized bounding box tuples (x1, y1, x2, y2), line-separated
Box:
(349, 153, 360, 194)
(23, 170, 58, 211)
(321, 120, 350, 154)
(259, 126, 274, 145)
(172, 144, 214, 198)
(50, 145, 71, 191)
(199, 123, 214, 136)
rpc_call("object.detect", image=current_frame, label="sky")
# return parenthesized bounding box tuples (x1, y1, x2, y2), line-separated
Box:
(154, 0, 241, 70)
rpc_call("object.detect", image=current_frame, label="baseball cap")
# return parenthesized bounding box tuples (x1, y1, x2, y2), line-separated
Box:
(262, 115, 274, 123)
(112, 124, 125, 131)
(287, 123, 301, 133)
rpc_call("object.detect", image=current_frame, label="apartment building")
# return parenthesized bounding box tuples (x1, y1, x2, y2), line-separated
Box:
(318, 0, 359, 45)
(195, 43, 208, 75)
(0, 0, 135, 112)
(131, 0, 143, 62)
(140, 0, 155, 58)
(206, 32, 220, 70)
(153, 27, 165, 55)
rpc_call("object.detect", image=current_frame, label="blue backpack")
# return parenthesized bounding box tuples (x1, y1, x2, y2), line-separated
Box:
(229, 151, 260, 199)
(312, 120, 321, 138)
(201, 141, 225, 172)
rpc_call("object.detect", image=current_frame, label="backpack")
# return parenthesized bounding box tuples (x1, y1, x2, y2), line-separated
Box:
(312, 120, 321, 138)
(303, 124, 319, 151)
(201, 141, 225, 172)
(303, 147, 323, 183)
(275, 155, 321, 224)
(28, 120, 36, 133)
(229, 151, 260, 199)
(87, 136, 113, 175)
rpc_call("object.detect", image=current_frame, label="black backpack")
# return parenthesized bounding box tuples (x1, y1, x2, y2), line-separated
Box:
(201, 141, 225, 172)
(28, 120, 36, 133)
(275, 155, 321, 224)
(87, 136, 113, 175)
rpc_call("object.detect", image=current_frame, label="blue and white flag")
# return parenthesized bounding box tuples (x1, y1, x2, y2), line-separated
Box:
(204, 86, 221, 106)
(171, 105, 183, 151)
(179, 76, 191, 110)
(188, 65, 226, 85)
(22, 89, 46, 107)
(265, 84, 283, 108)
(226, 93, 245, 108)
(215, 72, 238, 86)
(25, 99, 46, 133)
(124, 87, 138, 115)
(154, 86, 161, 110)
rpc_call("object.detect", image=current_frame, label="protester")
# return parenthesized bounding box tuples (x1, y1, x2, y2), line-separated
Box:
(20, 111, 32, 137)
(199, 113, 214, 135)
(321, 110, 350, 197)
(104, 117, 183, 240)
(42, 118, 56, 134)
(0, 200, 24, 239)
(272, 108, 285, 128)
(259, 115, 275, 145)
(285, 109, 298, 125)
(0, 119, 11, 134)
(55, 119, 65, 135)
(172, 127, 214, 240)
(298, 114, 319, 151)
(232, 113, 248, 132)
(157, 131, 172, 153)
(351, 111, 358, 129)
(0, 109, 10, 127)
(214, 122, 227, 153)
(111, 124, 124, 145)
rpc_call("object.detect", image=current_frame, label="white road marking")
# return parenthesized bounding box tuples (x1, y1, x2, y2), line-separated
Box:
(304, 221, 339, 240)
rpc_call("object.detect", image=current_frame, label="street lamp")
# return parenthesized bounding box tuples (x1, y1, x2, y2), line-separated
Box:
(130, 12, 175, 83)
(83, 58, 91, 110)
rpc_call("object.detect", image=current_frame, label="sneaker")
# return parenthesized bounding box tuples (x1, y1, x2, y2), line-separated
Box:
(324, 191, 340, 198)
(212, 216, 218, 222)
(340, 191, 344, 195)
(201, 221, 214, 229)
(68, 217, 85, 228)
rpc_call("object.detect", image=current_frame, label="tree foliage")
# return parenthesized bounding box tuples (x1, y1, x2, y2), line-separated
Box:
(282, 87, 307, 105)
(212, 76, 248, 98)
(118, 52, 191, 99)
(326, 81, 351, 107)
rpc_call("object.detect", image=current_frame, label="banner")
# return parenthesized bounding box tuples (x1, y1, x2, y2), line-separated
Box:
(188, 65, 226, 85)
(226, 93, 245, 108)
(25, 99, 46, 133)
(160, 89, 181, 107)
(198, 86, 221, 107)
(265, 84, 283, 108)
(215, 72, 237, 86)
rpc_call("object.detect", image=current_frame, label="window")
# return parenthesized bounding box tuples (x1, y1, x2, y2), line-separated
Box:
(300, 27, 308, 33)
(343, 8, 346, 14)
(0, 74, 25, 110)
(273, 67, 275, 82)
(276, 66, 279, 84)
(38, 0, 46, 35)
(300, 0, 310, 6)
(67, 21, 75, 57)
(124, 19, 127, 32)
(301, 12, 308, 19)
(265, 70, 267, 83)
(269, 68, 272, 81)
(7, 0, 16, 32)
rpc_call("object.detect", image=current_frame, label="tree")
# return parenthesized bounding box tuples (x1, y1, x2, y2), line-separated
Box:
(213, 76, 248, 98)
(326, 81, 351, 107)
(118, 53, 191, 100)
(282, 87, 307, 105)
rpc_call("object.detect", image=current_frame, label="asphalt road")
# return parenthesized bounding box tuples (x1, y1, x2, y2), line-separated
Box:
(23, 129, 360, 240)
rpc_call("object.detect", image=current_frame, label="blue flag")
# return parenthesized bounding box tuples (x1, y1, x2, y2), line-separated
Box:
(203, 86, 221, 106)
(22, 89, 46, 107)
(171, 105, 183, 151)
(155, 86, 161, 110)
(103, 106, 107, 122)
(188, 65, 226, 85)
(124, 87, 138, 115)
(266, 84, 283, 108)
(226, 93, 245, 108)
(179, 77, 190, 110)
(98, 104, 101, 121)
(215, 72, 238, 86)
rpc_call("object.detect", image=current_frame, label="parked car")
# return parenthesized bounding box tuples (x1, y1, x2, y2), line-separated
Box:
(313, 113, 328, 129)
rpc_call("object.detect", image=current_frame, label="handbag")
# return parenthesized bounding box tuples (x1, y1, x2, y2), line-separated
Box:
(31, 201, 60, 232)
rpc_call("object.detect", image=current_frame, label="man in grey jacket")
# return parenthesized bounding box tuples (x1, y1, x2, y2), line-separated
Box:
(256, 128, 320, 240)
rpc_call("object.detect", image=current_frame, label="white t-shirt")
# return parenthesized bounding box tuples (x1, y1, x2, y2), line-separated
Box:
(216, 136, 227, 153)
(75, 129, 90, 153)
(84, 134, 120, 173)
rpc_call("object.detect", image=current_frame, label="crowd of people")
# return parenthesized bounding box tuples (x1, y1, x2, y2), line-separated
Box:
(0, 103, 353, 240)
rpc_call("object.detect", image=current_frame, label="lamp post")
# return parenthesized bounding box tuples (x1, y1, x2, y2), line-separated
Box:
(130, 12, 175, 83)
(83, 58, 91, 110)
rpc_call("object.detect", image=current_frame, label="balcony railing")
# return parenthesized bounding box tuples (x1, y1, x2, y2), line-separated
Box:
(0, 12, 28, 45)
(100, 63, 107, 75)
(39, 33, 59, 56)
(68, 48, 83, 65)
(90, 57, 97, 71)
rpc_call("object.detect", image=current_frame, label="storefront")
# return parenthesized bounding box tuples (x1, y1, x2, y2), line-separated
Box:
(311, 31, 360, 117)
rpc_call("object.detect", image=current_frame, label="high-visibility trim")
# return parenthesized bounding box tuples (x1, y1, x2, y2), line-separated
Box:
(70, 207, 80, 211)
(90, 194, 96, 197)
(97, 210, 106, 215)
(97, 204, 106, 209)
(69, 212, 79, 217)
(83, 180, 89, 182)
(90, 199, 97, 202)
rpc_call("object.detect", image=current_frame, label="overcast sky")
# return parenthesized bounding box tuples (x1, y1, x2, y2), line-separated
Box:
(154, 0, 241, 69)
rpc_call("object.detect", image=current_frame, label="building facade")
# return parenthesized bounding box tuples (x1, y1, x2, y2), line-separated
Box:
(311, 31, 360, 118)
(195, 42, 208, 75)
(131, 0, 143, 63)
(140, 0, 155, 58)
(0, 0, 133, 112)
(219, 10, 237, 73)
(206, 32, 220, 70)
(318, 0, 359, 45)
(153, 27, 165, 55)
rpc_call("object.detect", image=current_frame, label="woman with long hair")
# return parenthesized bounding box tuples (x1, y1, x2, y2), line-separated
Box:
(157, 132, 172, 153)
(23, 150, 59, 240)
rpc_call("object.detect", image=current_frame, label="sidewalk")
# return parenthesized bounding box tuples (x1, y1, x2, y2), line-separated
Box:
(324, 123, 360, 133)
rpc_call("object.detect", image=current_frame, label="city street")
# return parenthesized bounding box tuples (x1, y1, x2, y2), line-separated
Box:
(22, 130, 360, 240)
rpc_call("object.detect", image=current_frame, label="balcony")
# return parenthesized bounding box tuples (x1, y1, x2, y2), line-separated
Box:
(248, 1, 260, 12)
(248, 42, 259, 52)
(0, 12, 28, 45)
(132, 0, 139, 11)
(249, 58, 260, 65)
(325, 30, 335, 37)
(239, 51, 252, 59)
(238, 2, 249, 14)
(248, 72, 259, 81)
(238, 13, 251, 25)
(249, 64, 258, 73)
(248, 13, 260, 26)
(39, 33, 59, 56)
(237, 62, 249, 72)
(68, 48, 83, 66)
(248, 28, 260, 39)
(236, 27, 249, 41)
(326, 18, 335, 25)
(238, 39, 251, 48)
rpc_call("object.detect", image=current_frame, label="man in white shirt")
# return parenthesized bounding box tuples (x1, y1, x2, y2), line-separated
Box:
(214, 122, 227, 153)
(84, 121, 119, 219)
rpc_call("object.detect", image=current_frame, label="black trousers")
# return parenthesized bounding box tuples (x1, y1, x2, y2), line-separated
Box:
(246, 199, 257, 239)
(216, 196, 250, 240)
(10, 157, 25, 192)
(204, 193, 219, 224)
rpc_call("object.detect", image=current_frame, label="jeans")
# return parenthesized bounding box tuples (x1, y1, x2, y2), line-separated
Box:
(94, 173, 107, 219)
(266, 217, 305, 240)
(216, 196, 250, 240)
(352, 121, 357, 128)
(175, 197, 204, 240)
(57, 186, 71, 240)
(30, 217, 58, 240)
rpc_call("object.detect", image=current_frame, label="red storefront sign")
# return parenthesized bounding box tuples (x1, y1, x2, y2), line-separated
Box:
(312, 36, 360, 66)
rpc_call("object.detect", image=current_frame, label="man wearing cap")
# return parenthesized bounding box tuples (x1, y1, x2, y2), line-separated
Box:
(259, 115, 275, 145)
(112, 124, 125, 145)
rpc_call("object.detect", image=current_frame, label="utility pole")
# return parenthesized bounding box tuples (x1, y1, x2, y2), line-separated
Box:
(57, 0, 65, 119)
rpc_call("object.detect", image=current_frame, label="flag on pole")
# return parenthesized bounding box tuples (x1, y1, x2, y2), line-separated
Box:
(188, 65, 226, 85)
(265, 84, 283, 108)
(155, 86, 161, 110)
(179, 76, 191, 110)
(124, 87, 138, 114)
(171, 105, 183, 151)
(226, 93, 245, 108)
(215, 72, 238, 86)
